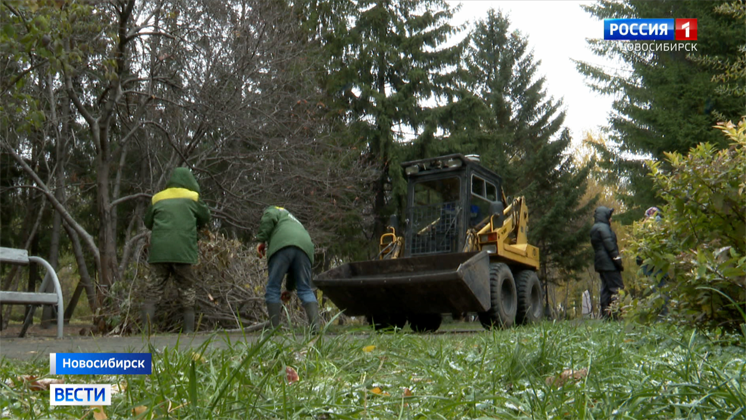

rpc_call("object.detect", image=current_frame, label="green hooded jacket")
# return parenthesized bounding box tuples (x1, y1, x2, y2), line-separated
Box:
(144, 168, 211, 264)
(256, 206, 314, 264)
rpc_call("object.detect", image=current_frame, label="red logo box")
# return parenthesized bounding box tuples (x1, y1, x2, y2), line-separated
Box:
(675, 19, 697, 41)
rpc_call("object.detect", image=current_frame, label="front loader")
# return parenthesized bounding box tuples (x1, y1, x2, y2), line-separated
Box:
(314, 154, 544, 332)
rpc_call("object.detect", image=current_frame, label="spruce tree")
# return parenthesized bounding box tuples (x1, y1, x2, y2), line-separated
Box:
(577, 0, 745, 220)
(311, 0, 465, 236)
(454, 10, 595, 288)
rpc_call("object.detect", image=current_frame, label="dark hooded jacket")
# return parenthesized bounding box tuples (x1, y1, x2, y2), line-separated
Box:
(144, 168, 211, 264)
(590, 206, 621, 272)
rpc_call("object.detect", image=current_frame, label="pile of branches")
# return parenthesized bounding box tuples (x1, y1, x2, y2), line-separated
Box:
(124, 232, 311, 333)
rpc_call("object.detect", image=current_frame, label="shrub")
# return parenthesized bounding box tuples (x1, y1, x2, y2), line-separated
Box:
(624, 119, 746, 333)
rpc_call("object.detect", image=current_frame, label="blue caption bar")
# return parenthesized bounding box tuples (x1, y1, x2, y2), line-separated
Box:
(50, 353, 152, 375)
(604, 19, 674, 40)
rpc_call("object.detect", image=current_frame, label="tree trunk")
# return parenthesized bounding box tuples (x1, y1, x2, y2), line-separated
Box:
(97, 152, 114, 288)
(372, 51, 391, 239)
(42, 74, 67, 328)
(62, 221, 98, 322)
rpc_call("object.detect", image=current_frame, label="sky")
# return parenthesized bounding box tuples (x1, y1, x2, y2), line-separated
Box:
(445, 0, 621, 144)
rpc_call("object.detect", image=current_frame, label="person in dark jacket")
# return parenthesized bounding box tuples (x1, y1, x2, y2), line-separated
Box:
(256, 206, 318, 331)
(142, 168, 211, 333)
(590, 206, 624, 319)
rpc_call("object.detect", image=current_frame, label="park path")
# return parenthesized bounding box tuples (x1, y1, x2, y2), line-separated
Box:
(1, 321, 489, 361)
(0, 329, 262, 361)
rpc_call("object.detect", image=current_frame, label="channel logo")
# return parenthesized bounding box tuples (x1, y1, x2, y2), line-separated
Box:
(50, 384, 112, 406)
(604, 19, 697, 41)
(50, 353, 152, 375)
(675, 19, 697, 41)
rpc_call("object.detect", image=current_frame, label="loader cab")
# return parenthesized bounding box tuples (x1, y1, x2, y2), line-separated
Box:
(401, 154, 505, 258)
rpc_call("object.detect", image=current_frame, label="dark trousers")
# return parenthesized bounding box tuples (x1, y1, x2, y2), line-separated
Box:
(265, 246, 316, 304)
(599, 270, 624, 319)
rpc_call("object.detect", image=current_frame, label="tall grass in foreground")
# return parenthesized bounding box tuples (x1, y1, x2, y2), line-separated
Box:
(1, 321, 744, 419)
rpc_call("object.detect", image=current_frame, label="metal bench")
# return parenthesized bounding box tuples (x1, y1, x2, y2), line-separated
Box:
(0, 247, 64, 338)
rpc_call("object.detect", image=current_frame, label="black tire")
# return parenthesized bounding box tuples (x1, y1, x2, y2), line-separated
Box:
(514, 270, 543, 324)
(478, 263, 517, 329)
(408, 314, 443, 333)
(367, 314, 406, 331)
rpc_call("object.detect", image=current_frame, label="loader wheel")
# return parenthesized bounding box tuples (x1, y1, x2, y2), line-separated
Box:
(408, 314, 442, 333)
(514, 270, 543, 325)
(367, 314, 406, 331)
(478, 263, 517, 329)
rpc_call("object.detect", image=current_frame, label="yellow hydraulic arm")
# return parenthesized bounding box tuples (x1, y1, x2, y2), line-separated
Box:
(378, 226, 403, 260)
(466, 196, 540, 270)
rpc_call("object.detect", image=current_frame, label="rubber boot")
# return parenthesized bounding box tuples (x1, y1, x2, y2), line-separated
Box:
(141, 302, 156, 334)
(302, 301, 319, 333)
(267, 302, 282, 328)
(183, 308, 195, 333)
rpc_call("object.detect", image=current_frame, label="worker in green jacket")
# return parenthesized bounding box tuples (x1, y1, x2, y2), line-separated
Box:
(256, 206, 318, 331)
(143, 167, 211, 333)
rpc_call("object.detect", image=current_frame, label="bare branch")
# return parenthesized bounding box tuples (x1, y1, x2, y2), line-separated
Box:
(64, 73, 99, 138)
(0, 137, 101, 264)
(118, 230, 149, 275)
(1, 60, 49, 93)
(109, 193, 152, 210)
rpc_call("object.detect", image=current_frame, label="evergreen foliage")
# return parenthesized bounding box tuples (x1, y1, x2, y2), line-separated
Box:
(311, 0, 465, 235)
(691, 1, 746, 102)
(452, 10, 595, 284)
(577, 0, 746, 220)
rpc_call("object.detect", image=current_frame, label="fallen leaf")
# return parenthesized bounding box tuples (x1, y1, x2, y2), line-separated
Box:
(546, 368, 588, 387)
(133, 405, 158, 419)
(91, 406, 108, 420)
(403, 388, 413, 397)
(362, 345, 376, 352)
(21, 377, 64, 391)
(370, 387, 390, 396)
(111, 382, 127, 394)
(168, 402, 187, 413)
(286, 366, 299, 384)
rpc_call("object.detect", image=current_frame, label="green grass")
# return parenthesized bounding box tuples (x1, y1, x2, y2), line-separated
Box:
(1, 321, 744, 419)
